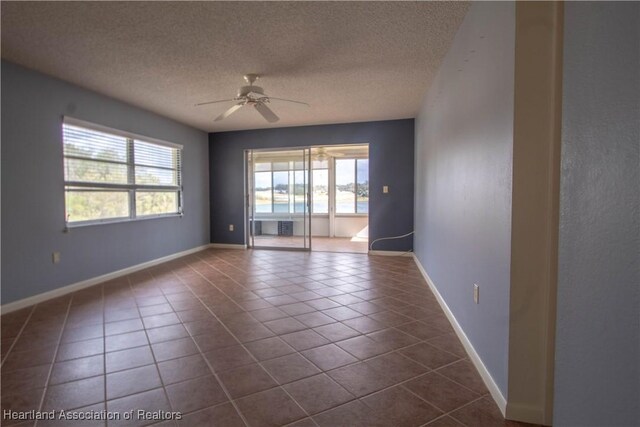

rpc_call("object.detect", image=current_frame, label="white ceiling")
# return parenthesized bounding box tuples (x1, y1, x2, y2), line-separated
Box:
(1, 1, 469, 132)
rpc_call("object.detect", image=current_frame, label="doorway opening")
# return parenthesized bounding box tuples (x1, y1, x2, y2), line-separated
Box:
(245, 144, 369, 253)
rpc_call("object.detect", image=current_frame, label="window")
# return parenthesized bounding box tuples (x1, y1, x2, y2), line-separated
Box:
(251, 155, 368, 215)
(312, 160, 329, 214)
(272, 170, 289, 213)
(254, 170, 273, 213)
(253, 160, 312, 214)
(63, 118, 182, 225)
(335, 158, 369, 214)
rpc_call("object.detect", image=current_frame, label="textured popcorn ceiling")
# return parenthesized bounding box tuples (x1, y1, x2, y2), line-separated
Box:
(1, 1, 469, 132)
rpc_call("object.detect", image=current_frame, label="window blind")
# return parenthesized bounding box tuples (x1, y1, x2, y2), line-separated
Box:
(62, 120, 183, 225)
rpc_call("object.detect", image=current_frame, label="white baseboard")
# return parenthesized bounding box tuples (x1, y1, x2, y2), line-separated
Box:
(368, 250, 413, 257)
(209, 243, 247, 249)
(0, 245, 210, 315)
(412, 254, 508, 416)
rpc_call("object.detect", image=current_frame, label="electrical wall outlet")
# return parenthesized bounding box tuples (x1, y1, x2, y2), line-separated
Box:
(52, 252, 61, 264)
(473, 283, 479, 304)
(383, 185, 389, 193)
(229, 224, 234, 231)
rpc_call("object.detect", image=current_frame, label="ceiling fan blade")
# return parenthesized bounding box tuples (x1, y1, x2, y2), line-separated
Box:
(214, 103, 244, 121)
(254, 103, 279, 123)
(195, 98, 236, 107)
(268, 97, 310, 107)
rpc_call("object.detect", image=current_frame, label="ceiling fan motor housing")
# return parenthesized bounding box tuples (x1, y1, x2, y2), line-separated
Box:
(197, 73, 306, 122)
(238, 85, 265, 98)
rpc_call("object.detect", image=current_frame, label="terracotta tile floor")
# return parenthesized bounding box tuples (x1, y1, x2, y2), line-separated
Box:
(1, 249, 528, 427)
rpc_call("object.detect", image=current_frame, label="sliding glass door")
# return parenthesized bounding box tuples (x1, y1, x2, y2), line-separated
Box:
(246, 148, 311, 250)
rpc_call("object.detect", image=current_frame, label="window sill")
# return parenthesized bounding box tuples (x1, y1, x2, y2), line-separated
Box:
(64, 213, 183, 230)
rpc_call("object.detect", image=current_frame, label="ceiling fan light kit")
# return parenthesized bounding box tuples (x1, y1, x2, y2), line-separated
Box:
(196, 74, 309, 123)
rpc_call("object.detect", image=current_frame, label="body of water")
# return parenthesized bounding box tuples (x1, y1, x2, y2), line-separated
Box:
(255, 201, 368, 214)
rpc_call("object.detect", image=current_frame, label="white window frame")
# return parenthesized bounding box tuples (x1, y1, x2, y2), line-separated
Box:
(334, 156, 369, 216)
(62, 117, 183, 227)
(311, 163, 330, 215)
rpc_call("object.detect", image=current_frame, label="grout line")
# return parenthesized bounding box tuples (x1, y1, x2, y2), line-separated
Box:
(430, 366, 490, 398)
(400, 382, 452, 415)
(162, 254, 450, 376)
(124, 273, 181, 425)
(101, 283, 108, 427)
(193, 250, 476, 423)
(444, 394, 489, 426)
(416, 413, 461, 427)
(2, 249, 480, 427)
(402, 380, 485, 424)
(187, 250, 474, 422)
(150, 265, 256, 426)
(194, 254, 462, 364)
(34, 296, 74, 427)
(200, 250, 424, 324)
(178, 254, 318, 427)
(0, 305, 37, 367)
(167, 267, 252, 426)
(194, 251, 332, 423)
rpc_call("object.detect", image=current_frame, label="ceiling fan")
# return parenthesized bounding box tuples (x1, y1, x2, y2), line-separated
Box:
(196, 74, 309, 123)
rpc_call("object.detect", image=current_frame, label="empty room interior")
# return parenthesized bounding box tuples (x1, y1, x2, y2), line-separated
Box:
(1, 2, 638, 427)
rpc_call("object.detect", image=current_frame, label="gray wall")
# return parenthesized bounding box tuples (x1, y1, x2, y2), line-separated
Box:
(554, 3, 640, 426)
(209, 120, 414, 251)
(1, 61, 210, 304)
(414, 2, 515, 396)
